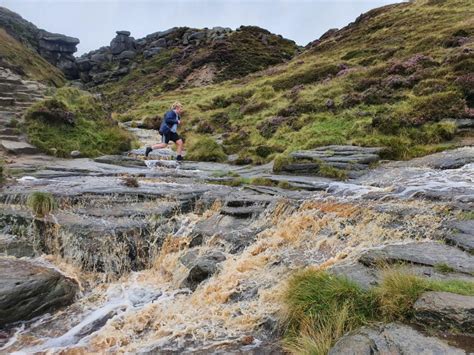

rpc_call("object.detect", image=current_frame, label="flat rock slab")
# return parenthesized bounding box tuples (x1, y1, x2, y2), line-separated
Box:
(444, 220, 474, 253)
(0, 257, 78, 326)
(414, 291, 474, 333)
(328, 262, 379, 290)
(0, 140, 39, 155)
(329, 323, 464, 354)
(128, 148, 176, 159)
(93, 155, 147, 168)
(444, 232, 474, 254)
(0, 233, 35, 258)
(386, 147, 474, 170)
(359, 242, 474, 274)
(279, 145, 384, 177)
(329, 261, 474, 291)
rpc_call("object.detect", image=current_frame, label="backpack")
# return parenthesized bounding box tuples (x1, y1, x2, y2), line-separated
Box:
(159, 120, 170, 135)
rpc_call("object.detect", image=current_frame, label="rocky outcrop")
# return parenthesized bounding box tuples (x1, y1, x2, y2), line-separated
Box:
(0, 257, 78, 326)
(414, 291, 474, 333)
(0, 7, 79, 79)
(75, 26, 297, 87)
(274, 145, 385, 178)
(75, 27, 231, 85)
(37, 31, 79, 79)
(329, 323, 464, 354)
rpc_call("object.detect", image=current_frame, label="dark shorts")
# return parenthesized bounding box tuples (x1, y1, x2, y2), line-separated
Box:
(161, 131, 182, 144)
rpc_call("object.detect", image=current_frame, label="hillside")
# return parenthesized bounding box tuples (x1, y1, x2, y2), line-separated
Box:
(105, 0, 473, 164)
(0, 6, 79, 80)
(0, 28, 65, 85)
(77, 26, 299, 110)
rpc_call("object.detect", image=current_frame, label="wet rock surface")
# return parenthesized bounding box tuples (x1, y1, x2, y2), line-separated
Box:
(414, 291, 474, 333)
(276, 145, 385, 178)
(329, 323, 464, 355)
(445, 220, 474, 253)
(180, 250, 227, 291)
(1, 128, 474, 352)
(0, 257, 78, 326)
(0, 233, 35, 257)
(359, 242, 474, 274)
(0, 68, 47, 157)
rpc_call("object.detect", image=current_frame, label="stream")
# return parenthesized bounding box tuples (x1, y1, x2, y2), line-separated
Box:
(1, 131, 472, 353)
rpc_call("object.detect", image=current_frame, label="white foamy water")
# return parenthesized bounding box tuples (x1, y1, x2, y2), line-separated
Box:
(327, 163, 474, 201)
(10, 282, 169, 354)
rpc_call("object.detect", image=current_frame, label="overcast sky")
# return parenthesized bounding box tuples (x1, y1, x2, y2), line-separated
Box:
(1, 0, 402, 55)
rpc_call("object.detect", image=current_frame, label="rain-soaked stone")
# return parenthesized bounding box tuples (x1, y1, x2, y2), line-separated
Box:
(359, 242, 474, 274)
(0, 257, 78, 326)
(329, 323, 464, 355)
(180, 250, 227, 291)
(0, 233, 35, 258)
(414, 291, 474, 333)
(445, 220, 474, 253)
(94, 154, 147, 167)
(328, 262, 379, 290)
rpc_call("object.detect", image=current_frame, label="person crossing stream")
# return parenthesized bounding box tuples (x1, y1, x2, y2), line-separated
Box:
(145, 101, 185, 161)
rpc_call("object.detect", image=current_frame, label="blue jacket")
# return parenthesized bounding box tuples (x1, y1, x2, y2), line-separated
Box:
(159, 110, 180, 134)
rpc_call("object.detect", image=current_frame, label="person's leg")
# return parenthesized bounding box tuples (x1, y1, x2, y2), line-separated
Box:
(151, 142, 168, 149)
(146, 134, 168, 157)
(176, 139, 184, 156)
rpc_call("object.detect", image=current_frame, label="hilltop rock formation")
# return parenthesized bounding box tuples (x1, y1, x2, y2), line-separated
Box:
(76, 26, 298, 87)
(0, 6, 79, 79)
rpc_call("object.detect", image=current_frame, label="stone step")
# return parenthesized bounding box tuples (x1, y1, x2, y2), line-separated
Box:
(0, 97, 15, 107)
(11, 92, 44, 101)
(0, 92, 16, 98)
(0, 82, 26, 92)
(0, 111, 18, 118)
(12, 103, 33, 110)
(0, 128, 19, 135)
(0, 77, 23, 86)
(0, 135, 21, 142)
(0, 140, 39, 155)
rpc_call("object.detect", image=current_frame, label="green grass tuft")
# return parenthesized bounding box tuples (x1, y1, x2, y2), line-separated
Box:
(433, 263, 456, 274)
(185, 134, 227, 162)
(283, 267, 474, 354)
(27, 191, 57, 218)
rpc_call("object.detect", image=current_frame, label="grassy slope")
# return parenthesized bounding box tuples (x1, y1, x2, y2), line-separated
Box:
(100, 26, 298, 113)
(25, 87, 135, 157)
(0, 28, 65, 86)
(105, 0, 473, 163)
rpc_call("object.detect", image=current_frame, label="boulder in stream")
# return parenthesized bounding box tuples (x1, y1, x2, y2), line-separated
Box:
(0, 257, 78, 326)
(180, 250, 226, 291)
